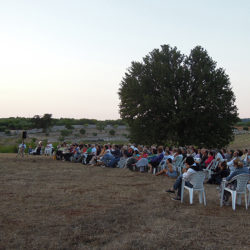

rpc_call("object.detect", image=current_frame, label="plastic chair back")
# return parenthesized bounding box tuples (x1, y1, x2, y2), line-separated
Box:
(189, 171, 206, 189)
(230, 174, 250, 193)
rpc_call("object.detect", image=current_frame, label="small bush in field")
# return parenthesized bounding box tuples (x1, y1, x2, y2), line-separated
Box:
(4, 130, 11, 136)
(80, 128, 86, 135)
(109, 129, 115, 136)
(60, 130, 72, 137)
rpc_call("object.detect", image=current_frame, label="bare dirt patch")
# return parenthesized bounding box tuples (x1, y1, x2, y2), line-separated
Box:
(0, 154, 249, 249)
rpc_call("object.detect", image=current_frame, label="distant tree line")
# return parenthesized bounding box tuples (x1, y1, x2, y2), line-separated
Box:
(236, 120, 250, 127)
(0, 115, 127, 132)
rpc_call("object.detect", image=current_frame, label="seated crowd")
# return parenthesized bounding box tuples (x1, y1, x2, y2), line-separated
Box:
(28, 142, 250, 204)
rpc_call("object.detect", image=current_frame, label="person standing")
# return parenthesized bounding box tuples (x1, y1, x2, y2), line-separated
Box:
(17, 142, 26, 157)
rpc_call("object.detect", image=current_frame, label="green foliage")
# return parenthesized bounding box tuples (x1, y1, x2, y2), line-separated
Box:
(16, 138, 23, 144)
(92, 132, 97, 136)
(119, 44, 238, 148)
(0, 145, 18, 153)
(58, 136, 65, 142)
(96, 122, 105, 131)
(0, 118, 33, 131)
(60, 129, 72, 137)
(0, 116, 126, 131)
(243, 127, 249, 131)
(65, 123, 74, 130)
(80, 128, 86, 135)
(43, 139, 48, 146)
(31, 138, 37, 143)
(237, 121, 250, 127)
(0, 126, 7, 132)
(109, 129, 116, 136)
(4, 130, 11, 136)
(32, 114, 53, 132)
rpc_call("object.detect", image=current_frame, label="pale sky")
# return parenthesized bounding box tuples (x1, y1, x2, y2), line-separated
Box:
(0, 0, 249, 120)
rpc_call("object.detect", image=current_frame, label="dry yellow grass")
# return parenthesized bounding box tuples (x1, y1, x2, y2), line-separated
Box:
(229, 133, 250, 150)
(0, 154, 249, 249)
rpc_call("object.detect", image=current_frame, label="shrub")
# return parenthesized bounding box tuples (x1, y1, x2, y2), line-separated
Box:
(109, 129, 115, 136)
(65, 124, 74, 130)
(58, 136, 65, 142)
(31, 138, 37, 143)
(243, 126, 249, 131)
(60, 129, 72, 137)
(92, 132, 97, 136)
(80, 128, 86, 135)
(0, 126, 7, 132)
(4, 130, 11, 136)
(16, 139, 23, 144)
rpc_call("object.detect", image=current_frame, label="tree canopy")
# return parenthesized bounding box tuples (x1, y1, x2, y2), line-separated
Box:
(118, 44, 239, 148)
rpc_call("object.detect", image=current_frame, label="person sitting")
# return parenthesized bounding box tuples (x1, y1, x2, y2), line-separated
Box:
(241, 149, 249, 167)
(135, 149, 149, 172)
(148, 146, 164, 173)
(28, 145, 33, 155)
(44, 142, 53, 156)
(85, 144, 97, 164)
(31, 141, 42, 155)
(227, 151, 239, 172)
(155, 158, 177, 177)
(172, 148, 183, 168)
(117, 149, 130, 168)
(166, 156, 202, 201)
(100, 145, 114, 166)
(222, 159, 249, 204)
(207, 161, 230, 185)
(199, 149, 208, 168)
(72, 144, 82, 162)
(205, 151, 214, 168)
(215, 150, 224, 162)
(107, 145, 121, 168)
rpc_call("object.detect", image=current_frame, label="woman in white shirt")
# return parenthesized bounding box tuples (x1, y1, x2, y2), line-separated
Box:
(166, 156, 201, 201)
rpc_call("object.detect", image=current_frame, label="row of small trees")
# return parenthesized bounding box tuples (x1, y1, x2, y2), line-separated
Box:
(60, 128, 117, 137)
(0, 116, 127, 132)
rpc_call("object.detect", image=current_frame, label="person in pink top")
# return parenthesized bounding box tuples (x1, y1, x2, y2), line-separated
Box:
(205, 151, 214, 168)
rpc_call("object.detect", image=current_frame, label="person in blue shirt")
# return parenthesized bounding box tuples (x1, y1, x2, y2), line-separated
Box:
(148, 146, 164, 173)
(223, 159, 250, 203)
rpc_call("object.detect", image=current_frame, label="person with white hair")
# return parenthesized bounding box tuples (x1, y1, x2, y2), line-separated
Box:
(44, 142, 53, 156)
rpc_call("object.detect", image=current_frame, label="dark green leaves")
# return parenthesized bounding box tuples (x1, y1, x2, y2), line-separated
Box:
(119, 45, 238, 147)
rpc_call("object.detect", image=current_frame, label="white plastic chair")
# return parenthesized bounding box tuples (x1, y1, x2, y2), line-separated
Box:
(220, 174, 250, 210)
(44, 147, 53, 156)
(205, 159, 218, 179)
(177, 159, 185, 175)
(181, 171, 206, 205)
(174, 155, 183, 174)
(247, 184, 250, 208)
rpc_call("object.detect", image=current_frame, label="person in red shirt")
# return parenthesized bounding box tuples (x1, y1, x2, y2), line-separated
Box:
(205, 151, 214, 168)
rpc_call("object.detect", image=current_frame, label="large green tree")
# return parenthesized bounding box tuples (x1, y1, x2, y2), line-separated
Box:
(118, 45, 238, 147)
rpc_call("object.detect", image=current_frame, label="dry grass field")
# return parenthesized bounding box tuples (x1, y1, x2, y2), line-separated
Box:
(0, 154, 249, 250)
(229, 133, 250, 150)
